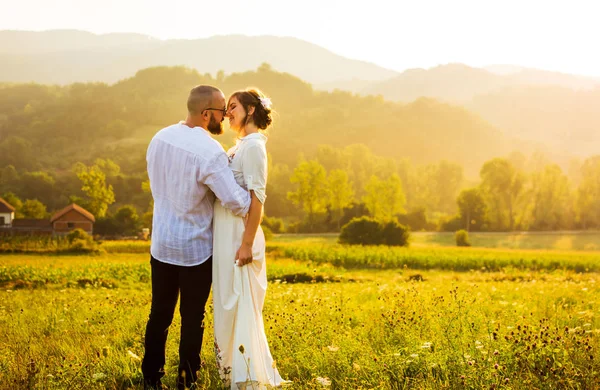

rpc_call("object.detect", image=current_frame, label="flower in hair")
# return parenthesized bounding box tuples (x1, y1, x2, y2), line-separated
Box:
(259, 97, 272, 109)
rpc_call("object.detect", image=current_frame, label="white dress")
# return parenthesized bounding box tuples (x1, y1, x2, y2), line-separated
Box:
(212, 133, 286, 389)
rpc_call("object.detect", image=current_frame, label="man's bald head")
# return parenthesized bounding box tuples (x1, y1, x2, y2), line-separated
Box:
(187, 85, 224, 115)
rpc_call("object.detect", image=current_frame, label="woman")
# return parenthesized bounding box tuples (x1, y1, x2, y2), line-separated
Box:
(212, 88, 286, 389)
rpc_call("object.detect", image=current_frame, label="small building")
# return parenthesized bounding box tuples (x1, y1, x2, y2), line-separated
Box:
(51, 204, 95, 235)
(11, 219, 53, 235)
(0, 200, 95, 236)
(0, 198, 15, 227)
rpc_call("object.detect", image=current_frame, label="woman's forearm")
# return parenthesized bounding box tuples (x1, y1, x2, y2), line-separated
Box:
(241, 191, 263, 248)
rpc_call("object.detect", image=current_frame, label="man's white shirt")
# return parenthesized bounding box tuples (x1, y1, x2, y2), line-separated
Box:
(147, 122, 250, 266)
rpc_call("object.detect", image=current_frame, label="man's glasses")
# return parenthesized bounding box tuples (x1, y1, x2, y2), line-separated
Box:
(203, 108, 227, 115)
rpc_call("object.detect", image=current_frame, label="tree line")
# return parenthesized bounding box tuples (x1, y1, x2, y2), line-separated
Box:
(270, 145, 600, 232)
(1, 65, 598, 234)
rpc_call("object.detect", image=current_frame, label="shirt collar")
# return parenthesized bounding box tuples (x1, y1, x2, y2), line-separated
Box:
(179, 121, 211, 135)
(238, 132, 267, 142)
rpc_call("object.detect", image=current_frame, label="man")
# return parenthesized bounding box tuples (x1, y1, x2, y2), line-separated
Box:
(142, 85, 251, 390)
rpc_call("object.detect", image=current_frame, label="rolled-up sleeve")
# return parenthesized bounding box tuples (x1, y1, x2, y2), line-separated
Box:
(203, 152, 250, 216)
(243, 144, 268, 204)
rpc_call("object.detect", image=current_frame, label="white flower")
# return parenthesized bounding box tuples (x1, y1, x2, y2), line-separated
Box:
(316, 377, 331, 386)
(127, 350, 141, 361)
(92, 373, 106, 381)
(259, 97, 272, 109)
(327, 345, 339, 352)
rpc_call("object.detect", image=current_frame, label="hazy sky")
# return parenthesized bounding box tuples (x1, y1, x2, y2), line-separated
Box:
(3, 0, 600, 76)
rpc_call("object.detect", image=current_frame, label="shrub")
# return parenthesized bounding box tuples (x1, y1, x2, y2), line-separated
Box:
(440, 215, 464, 232)
(66, 228, 100, 253)
(339, 217, 383, 245)
(339, 217, 410, 246)
(67, 228, 92, 244)
(262, 216, 285, 233)
(261, 225, 274, 241)
(381, 220, 410, 246)
(455, 229, 471, 247)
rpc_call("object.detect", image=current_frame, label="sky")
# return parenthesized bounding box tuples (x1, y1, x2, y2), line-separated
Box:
(2, 0, 600, 76)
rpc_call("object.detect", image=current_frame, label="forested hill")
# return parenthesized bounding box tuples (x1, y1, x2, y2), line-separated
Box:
(0, 64, 519, 177)
(0, 30, 397, 85)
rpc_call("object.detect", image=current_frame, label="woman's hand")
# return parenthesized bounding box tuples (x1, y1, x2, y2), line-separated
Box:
(235, 242, 253, 266)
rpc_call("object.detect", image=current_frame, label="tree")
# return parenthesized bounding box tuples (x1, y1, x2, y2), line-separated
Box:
(457, 188, 487, 231)
(528, 164, 572, 230)
(74, 163, 115, 218)
(94, 158, 121, 177)
(2, 192, 23, 218)
(20, 199, 48, 219)
(19, 171, 56, 203)
(0, 165, 20, 192)
(265, 156, 293, 218)
(327, 169, 354, 229)
(576, 156, 600, 229)
(0, 136, 34, 170)
(287, 160, 329, 227)
(480, 158, 525, 231)
(343, 145, 376, 198)
(113, 205, 140, 236)
(315, 145, 345, 172)
(363, 174, 406, 222)
(431, 161, 464, 214)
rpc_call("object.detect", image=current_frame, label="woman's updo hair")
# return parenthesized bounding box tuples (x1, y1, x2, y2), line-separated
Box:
(230, 88, 273, 130)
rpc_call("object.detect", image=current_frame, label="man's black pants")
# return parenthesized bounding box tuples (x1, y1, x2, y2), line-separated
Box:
(142, 255, 212, 389)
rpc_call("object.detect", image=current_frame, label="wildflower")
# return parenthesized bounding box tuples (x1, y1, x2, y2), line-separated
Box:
(327, 345, 339, 352)
(127, 350, 141, 361)
(410, 353, 419, 358)
(316, 377, 331, 386)
(92, 373, 106, 380)
(239, 344, 245, 354)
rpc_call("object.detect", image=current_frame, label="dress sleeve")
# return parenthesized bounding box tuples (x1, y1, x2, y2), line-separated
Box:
(202, 152, 250, 216)
(242, 143, 268, 204)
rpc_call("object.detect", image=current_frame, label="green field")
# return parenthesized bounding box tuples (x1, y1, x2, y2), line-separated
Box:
(274, 231, 600, 251)
(1, 235, 600, 389)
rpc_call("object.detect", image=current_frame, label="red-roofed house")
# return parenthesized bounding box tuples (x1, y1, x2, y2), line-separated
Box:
(51, 204, 95, 235)
(0, 199, 95, 236)
(0, 198, 15, 227)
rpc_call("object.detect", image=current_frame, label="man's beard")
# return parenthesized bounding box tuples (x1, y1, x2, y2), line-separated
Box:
(207, 114, 224, 135)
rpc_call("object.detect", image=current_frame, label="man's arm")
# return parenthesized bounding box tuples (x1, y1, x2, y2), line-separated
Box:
(203, 152, 250, 216)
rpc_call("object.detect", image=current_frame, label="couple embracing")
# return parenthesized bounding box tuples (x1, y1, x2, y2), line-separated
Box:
(142, 85, 286, 389)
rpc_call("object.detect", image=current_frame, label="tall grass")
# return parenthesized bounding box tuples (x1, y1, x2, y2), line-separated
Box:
(270, 242, 600, 272)
(0, 253, 598, 389)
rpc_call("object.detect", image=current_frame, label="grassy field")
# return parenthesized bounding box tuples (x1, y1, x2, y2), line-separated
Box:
(1, 235, 600, 389)
(274, 231, 600, 251)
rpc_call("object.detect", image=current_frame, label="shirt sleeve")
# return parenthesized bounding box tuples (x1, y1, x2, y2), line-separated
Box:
(202, 152, 250, 216)
(242, 143, 268, 204)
